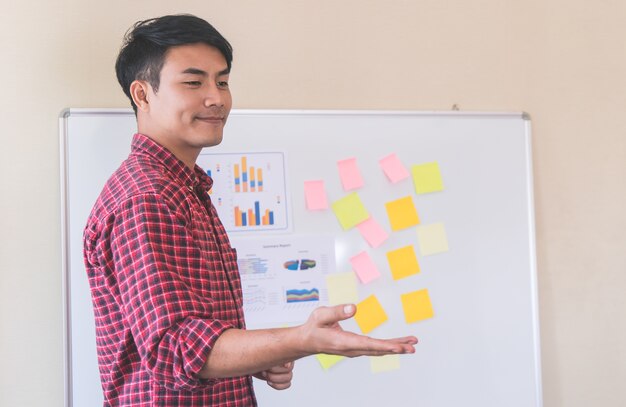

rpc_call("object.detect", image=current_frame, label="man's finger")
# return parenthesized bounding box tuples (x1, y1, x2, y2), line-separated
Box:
(267, 380, 292, 390)
(267, 364, 293, 374)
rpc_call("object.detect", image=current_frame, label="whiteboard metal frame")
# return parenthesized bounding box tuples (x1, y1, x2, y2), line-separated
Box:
(60, 108, 542, 407)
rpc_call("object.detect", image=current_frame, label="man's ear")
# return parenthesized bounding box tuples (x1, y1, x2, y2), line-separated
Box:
(130, 80, 150, 112)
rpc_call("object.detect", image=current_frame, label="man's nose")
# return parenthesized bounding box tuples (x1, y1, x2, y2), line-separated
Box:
(204, 83, 225, 108)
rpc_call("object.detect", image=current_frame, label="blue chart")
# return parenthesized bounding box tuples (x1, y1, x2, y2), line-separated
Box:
(233, 201, 275, 227)
(237, 257, 269, 275)
(283, 259, 317, 271)
(196, 151, 290, 232)
(286, 288, 320, 303)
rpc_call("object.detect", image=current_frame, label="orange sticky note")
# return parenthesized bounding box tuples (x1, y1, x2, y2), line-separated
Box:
(337, 157, 364, 191)
(412, 162, 444, 194)
(304, 180, 329, 210)
(356, 216, 389, 248)
(386, 245, 420, 280)
(379, 153, 410, 183)
(401, 289, 435, 323)
(385, 196, 420, 231)
(354, 295, 388, 334)
(349, 251, 381, 284)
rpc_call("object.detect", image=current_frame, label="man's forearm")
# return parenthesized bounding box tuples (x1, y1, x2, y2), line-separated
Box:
(198, 326, 306, 379)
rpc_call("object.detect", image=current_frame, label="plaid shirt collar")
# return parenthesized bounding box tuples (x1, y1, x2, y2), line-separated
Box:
(131, 133, 213, 194)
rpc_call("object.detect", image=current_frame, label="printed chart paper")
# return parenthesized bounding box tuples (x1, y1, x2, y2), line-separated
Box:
(197, 151, 290, 232)
(231, 234, 335, 328)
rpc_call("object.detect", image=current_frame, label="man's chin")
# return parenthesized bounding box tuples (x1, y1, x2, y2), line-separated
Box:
(199, 133, 223, 148)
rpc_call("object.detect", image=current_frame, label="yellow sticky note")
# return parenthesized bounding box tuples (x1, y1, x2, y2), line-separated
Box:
(385, 196, 420, 231)
(401, 289, 434, 323)
(370, 354, 401, 373)
(332, 192, 369, 230)
(326, 272, 359, 305)
(354, 295, 388, 334)
(417, 223, 449, 256)
(411, 162, 444, 194)
(316, 354, 345, 370)
(386, 245, 420, 280)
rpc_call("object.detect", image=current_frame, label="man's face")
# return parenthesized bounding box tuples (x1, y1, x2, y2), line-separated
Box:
(138, 43, 232, 166)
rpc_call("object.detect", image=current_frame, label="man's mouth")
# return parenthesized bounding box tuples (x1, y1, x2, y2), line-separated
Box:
(195, 116, 224, 123)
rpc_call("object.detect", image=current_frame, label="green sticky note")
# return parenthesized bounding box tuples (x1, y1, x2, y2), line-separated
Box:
(354, 295, 388, 334)
(370, 354, 401, 373)
(417, 223, 449, 256)
(386, 245, 420, 280)
(316, 353, 345, 370)
(332, 192, 369, 230)
(326, 272, 359, 305)
(412, 162, 444, 194)
(385, 196, 420, 231)
(401, 289, 435, 323)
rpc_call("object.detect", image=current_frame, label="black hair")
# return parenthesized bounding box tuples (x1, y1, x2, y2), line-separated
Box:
(115, 14, 233, 114)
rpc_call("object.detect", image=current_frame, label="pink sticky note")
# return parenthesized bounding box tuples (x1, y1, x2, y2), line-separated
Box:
(337, 157, 364, 191)
(304, 180, 329, 210)
(357, 217, 389, 248)
(349, 251, 381, 284)
(379, 153, 410, 183)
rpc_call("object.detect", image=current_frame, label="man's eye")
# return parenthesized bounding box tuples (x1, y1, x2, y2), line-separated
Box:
(217, 81, 229, 89)
(184, 81, 202, 86)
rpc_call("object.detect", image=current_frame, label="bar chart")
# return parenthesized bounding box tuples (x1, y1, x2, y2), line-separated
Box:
(233, 156, 264, 193)
(234, 201, 275, 227)
(197, 151, 290, 232)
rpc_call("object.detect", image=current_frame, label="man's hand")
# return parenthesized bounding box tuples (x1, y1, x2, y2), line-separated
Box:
(200, 304, 416, 381)
(253, 361, 295, 390)
(299, 304, 418, 357)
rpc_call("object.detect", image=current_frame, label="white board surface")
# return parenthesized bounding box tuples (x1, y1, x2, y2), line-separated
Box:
(60, 109, 542, 407)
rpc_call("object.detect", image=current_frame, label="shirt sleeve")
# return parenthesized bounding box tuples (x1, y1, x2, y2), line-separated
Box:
(109, 192, 234, 390)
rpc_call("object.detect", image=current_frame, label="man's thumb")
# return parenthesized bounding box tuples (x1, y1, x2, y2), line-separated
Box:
(312, 304, 357, 326)
(342, 304, 356, 317)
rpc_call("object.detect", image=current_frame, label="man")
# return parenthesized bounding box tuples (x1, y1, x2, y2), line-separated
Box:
(84, 14, 417, 406)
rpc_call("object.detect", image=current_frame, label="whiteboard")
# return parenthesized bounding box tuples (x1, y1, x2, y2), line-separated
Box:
(60, 108, 542, 407)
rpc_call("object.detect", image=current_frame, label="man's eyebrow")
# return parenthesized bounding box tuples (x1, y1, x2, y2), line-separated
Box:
(182, 67, 208, 76)
(181, 67, 230, 76)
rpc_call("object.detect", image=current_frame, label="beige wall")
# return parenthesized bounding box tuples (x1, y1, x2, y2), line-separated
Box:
(1, 0, 624, 405)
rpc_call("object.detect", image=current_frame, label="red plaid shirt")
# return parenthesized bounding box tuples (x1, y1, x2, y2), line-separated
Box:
(83, 134, 257, 406)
